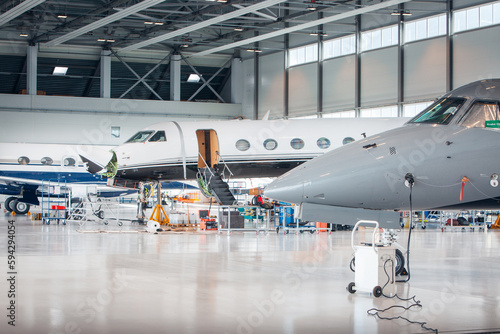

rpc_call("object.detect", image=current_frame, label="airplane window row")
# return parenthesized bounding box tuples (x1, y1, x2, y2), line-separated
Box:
(235, 137, 336, 151)
(17, 156, 76, 166)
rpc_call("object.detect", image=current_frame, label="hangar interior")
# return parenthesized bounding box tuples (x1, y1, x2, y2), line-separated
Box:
(1, 0, 500, 333)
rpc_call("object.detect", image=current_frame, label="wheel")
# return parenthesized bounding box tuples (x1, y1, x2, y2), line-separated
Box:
(104, 221, 108, 225)
(309, 230, 315, 234)
(118, 222, 123, 226)
(4, 197, 16, 212)
(97, 210, 104, 219)
(421, 225, 426, 229)
(373, 286, 382, 297)
(347, 282, 356, 294)
(13, 200, 30, 215)
(395, 249, 405, 276)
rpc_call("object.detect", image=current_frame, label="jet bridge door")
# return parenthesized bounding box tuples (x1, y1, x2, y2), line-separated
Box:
(196, 129, 220, 168)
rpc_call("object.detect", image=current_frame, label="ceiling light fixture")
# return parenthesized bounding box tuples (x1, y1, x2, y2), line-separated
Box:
(57, 15, 67, 19)
(217, 0, 228, 2)
(106, 39, 115, 42)
(53, 66, 68, 76)
(144, 21, 154, 24)
(391, 10, 412, 16)
(19, 33, 28, 37)
(246, 48, 262, 53)
(187, 74, 201, 82)
(97, 38, 106, 42)
(234, 27, 244, 31)
(154, 22, 164, 25)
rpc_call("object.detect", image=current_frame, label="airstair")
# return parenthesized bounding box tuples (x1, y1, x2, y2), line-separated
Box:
(196, 155, 236, 206)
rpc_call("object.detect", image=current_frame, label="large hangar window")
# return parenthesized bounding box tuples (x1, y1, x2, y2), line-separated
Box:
(454, 1, 500, 33)
(289, 43, 318, 67)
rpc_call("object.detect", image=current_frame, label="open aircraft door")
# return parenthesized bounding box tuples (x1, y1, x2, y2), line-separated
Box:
(196, 129, 220, 169)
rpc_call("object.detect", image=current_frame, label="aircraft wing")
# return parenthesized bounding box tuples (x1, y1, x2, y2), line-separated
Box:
(0, 176, 46, 187)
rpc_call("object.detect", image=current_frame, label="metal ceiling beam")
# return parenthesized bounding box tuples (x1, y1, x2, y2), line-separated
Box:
(118, 0, 288, 53)
(33, 0, 132, 43)
(44, 0, 166, 47)
(192, 0, 413, 58)
(0, 0, 46, 27)
(232, 4, 278, 21)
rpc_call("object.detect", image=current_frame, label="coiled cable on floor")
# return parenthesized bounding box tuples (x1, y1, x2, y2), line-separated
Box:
(367, 259, 438, 334)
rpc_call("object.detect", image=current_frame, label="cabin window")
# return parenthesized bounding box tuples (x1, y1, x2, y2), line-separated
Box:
(290, 138, 304, 150)
(460, 102, 500, 129)
(18, 156, 30, 165)
(63, 157, 76, 167)
(148, 131, 166, 142)
(125, 130, 154, 143)
(410, 98, 466, 125)
(317, 137, 331, 149)
(41, 157, 53, 165)
(263, 139, 278, 150)
(236, 139, 250, 151)
(343, 137, 355, 145)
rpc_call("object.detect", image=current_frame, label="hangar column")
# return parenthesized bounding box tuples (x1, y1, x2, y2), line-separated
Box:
(100, 50, 111, 98)
(27, 44, 37, 95)
(231, 58, 243, 104)
(170, 54, 181, 101)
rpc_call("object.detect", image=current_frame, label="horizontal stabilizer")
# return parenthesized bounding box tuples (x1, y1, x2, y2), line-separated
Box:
(298, 203, 401, 229)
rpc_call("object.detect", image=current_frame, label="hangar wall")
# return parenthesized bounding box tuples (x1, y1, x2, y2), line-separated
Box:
(244, 13, 500, 119)
(0, 94, 241, 145)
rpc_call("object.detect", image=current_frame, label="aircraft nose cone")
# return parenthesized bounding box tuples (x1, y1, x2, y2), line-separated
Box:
(264, 169, 305, 204)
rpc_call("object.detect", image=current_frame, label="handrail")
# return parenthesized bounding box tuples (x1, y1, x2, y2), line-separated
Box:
(198, 152, 215, 177)
(215, 151, 233, 182)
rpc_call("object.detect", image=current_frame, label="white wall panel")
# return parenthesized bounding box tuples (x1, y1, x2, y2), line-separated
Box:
(323, 55, 356, 112)
(404, 37, 447, 101)
(360, 47, 398, 107)
(453, 26, 500, 88)
(289, 63, 318, 117)
(259, 52, 285, 119)
(242, 58, 256, 119)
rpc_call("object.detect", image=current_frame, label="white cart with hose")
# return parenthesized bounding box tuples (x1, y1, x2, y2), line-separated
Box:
(347, 220, 396, 297)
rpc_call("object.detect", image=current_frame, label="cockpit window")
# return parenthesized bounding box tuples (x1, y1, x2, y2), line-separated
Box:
(125, 130, 154, 143)
(148, 131, 166, 142)
(460, 101, 500, 129)
(410, 98, 466, 125)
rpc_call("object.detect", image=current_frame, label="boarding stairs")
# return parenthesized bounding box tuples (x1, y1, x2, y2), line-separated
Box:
(197, 154, 236, 205)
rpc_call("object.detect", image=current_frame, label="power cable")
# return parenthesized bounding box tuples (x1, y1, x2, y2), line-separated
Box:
(367, 259, 438, 333)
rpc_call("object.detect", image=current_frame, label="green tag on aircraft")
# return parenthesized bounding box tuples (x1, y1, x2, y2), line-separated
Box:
(485, 120, 500, 128)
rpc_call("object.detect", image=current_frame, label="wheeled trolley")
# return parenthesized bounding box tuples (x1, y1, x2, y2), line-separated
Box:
(347, 220, 396, 297)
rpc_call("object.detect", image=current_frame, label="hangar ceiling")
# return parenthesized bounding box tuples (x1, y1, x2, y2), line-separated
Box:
(0, 0, 449, 100)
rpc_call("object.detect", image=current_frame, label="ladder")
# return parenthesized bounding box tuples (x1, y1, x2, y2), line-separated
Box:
(197, 167, 236, 205)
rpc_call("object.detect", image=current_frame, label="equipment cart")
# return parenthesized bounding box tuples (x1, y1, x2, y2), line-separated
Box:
(41, 179, 70, 225)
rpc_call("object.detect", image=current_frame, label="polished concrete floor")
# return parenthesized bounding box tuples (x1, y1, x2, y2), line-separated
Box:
(1, 212, 500, 334)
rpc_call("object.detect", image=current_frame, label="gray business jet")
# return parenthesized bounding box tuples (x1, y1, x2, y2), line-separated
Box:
(265, 79, 500, 228)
